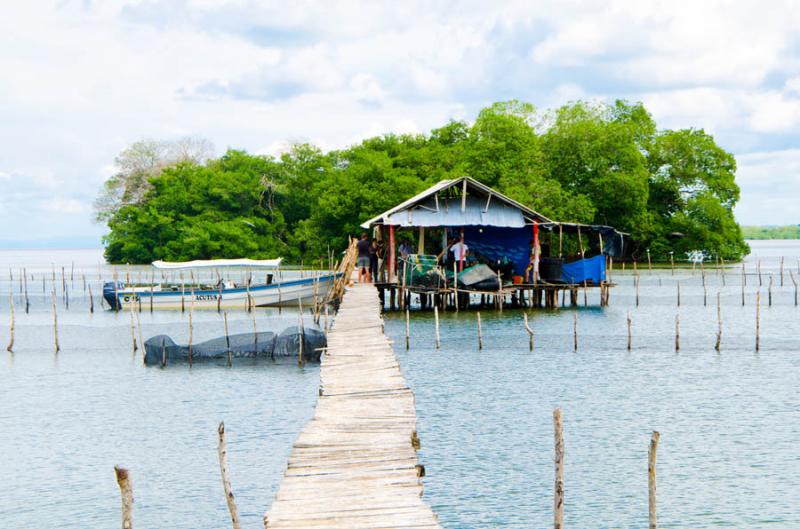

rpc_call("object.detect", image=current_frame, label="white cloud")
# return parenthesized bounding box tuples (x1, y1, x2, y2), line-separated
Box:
(736, 149, 800, 224)
(2, 0, 800, 243)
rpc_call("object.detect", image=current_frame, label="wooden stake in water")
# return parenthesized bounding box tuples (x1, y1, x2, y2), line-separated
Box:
(635, 275, 640, 308)
(476, 311, 483, 350)
(648, 431, 660, 529)
(433, 305, 441, 349)
(715, 291, 722, 352)
(780, 256, 784, 286)
(223, 311, 232, 367)
(129, 306, 138, 354)
(23, 268, 29, 314)
(553, 408, 564, 529)
(188, 301, 194, 367)
(114, 466, 133, 529)
(676, 281, 681, 307)
(7, 294, 14, 352)
(51, 290, 60, 353)
(217, 422, 242, 529)
(405, 309, 410, 350)
(741, 279, 746, 307)
(297, 312, 305, 367)
(523, 312, 534, 351)
(755, 290, 761, 352)
(768, 274, 773, 307)
(790, 271, 798, 306)
(703, 284, 708, 307)
(757, 259, 762, 286)
(627, 310, 632, 351)
(572, 311, 578, 352)
(675, 313, 680, 352)
(250, 304, 258, 351)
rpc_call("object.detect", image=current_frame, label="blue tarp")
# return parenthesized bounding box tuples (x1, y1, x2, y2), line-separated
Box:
(561, 255, 606, 284)
(461, 225, 531, 276)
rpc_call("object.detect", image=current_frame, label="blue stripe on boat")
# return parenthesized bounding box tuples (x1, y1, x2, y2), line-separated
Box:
(116, 273, 342, 299)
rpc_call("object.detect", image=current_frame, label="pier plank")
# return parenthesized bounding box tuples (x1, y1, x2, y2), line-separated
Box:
(264, 283, 441, 529)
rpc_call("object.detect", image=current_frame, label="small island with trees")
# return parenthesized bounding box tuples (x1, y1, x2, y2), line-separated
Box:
(96, 99, 749, 264)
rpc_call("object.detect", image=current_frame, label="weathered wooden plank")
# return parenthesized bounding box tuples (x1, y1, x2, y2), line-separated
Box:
(263, 283, 441, 528)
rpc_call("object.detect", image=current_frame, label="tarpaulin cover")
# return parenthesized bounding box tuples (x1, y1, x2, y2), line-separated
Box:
(462, 226, 531, 277)
(560, 255, 606, 284)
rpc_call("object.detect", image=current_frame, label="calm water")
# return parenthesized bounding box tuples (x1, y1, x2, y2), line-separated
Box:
(384, 240, 800, 529)
(0, 249, 321, 529)
(1, 242, 799, 528)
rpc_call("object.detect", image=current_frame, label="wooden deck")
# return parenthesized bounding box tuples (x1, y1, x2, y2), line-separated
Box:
(263, 282, 442, 529)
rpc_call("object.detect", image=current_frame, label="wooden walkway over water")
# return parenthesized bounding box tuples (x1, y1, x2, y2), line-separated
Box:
(263, 283, 442, 529)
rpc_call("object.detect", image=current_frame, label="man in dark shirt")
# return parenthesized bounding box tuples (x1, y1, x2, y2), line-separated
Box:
(356, 233, 372, 283)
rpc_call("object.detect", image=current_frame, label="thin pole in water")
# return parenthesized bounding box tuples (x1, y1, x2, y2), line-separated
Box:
(675, 313, 680, 352)
(755, 290, 761, 352)
(572, 311, 578, 352)
(433, 305, 441, 349)
(114, 466, 133, 529)
(553, 408, 564, 529)
(648, 431, 660, 529)
(476, 311, 483, 350)
(224, 311, 231, 367)
(715, 291, 722, 352)
(405, 309, 410, 350)
(524, 312, 534, 351)
(627, 310, 632, 351)
(7, 293, 14, 353)
(188, 289, 194, 367)
(51, 290, 60, 353)
(217, 422, 242, 529)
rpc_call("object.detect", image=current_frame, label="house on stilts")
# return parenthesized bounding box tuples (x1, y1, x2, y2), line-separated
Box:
(360, 176, 625, 310)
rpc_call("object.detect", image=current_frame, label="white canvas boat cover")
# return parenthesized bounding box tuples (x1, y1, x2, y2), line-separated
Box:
(151, 258, 282, 270)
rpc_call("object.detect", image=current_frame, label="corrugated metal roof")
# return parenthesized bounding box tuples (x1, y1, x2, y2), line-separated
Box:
(361, 176, 552, 228)
(384, 196, 526, 227)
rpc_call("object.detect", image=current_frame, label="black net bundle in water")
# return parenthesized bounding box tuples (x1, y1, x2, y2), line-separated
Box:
(143, 325, 325, 366)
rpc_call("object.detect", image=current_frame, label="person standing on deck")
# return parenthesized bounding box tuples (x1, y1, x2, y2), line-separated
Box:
(369, 238, 379, 283)
(356, 233, 372, 283)
(450, 238, 468, 270)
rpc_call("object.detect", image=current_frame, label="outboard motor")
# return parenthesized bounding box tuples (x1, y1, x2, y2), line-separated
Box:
(102, 281, 124, 310)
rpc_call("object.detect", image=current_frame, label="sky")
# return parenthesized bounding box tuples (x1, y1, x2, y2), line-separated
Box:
(2, 0, 800, 248)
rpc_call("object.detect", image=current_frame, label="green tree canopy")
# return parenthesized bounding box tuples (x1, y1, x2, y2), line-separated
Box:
(100, 100, 749, 263)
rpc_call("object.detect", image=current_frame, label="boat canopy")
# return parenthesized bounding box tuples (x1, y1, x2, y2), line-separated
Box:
(151, 258, 283, 270)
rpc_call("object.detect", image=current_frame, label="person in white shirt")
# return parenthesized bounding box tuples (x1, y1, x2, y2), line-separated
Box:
(450, 240, 468, 265)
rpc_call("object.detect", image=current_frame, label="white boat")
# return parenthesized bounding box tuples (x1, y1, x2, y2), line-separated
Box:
(103, 258, 342, 310)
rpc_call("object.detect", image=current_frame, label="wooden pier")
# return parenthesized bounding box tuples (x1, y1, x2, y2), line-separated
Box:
(263, 282, 441, 528)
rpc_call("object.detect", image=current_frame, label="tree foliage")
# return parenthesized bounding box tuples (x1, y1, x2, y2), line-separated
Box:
(100, 100, 749, 263)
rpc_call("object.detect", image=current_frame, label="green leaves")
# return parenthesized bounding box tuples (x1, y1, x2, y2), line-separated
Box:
(101, 100, 748, 263)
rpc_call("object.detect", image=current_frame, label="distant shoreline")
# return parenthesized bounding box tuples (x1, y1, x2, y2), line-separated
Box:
(741, 225, 800, 240)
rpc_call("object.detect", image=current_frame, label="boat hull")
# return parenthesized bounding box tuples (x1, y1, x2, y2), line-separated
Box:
(103, 274, 341, 310)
